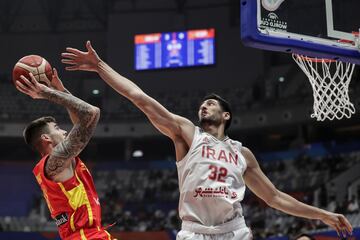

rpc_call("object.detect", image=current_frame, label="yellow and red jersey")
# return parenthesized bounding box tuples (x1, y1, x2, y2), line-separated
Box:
(33, 155, 112, 240)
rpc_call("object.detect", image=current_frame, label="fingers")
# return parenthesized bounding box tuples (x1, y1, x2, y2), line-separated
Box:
(332, 215, 353, 238)
(52, 68, 63, 82)
(339, 215, 353, 235)
(324, 214, 353, 238)
(62, 59, 79, 71)
(61, 59, 77, 65)
(65, 47, 85, 55)
(20, 75, 37, 91)
(65, 66, 80, 71)
(15, 80, 31, 95)
(333, 223, 341, 237)
(86, 40, 95, 53)
(29, 73, 43, 89)
(28, 72, 39, 84)
(51, 68, 58, 81)
(53, 68, 58, 77)
(341, 229, 348, 238)
(61, 52, 77, 60)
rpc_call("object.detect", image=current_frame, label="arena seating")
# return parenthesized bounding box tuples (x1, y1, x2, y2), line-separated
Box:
(1, 146, 360, 239)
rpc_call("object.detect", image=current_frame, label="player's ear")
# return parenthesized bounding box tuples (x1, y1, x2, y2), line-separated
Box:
(223, 112, 230, 121)
(40, 134, 52, 143)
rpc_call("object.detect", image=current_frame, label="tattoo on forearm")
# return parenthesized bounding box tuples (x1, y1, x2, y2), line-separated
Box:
(41, 89, 94, 123)
(45, 116, 99, 177)
(43, 89, 100, 177)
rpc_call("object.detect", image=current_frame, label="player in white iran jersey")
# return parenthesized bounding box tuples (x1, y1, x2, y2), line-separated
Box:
(177, 127, 247, 226)
(62, 42, 353, 239)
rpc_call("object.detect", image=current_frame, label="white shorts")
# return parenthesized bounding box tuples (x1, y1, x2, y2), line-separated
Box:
(177, 217, 252, 240)
(176, 227, 252, 240)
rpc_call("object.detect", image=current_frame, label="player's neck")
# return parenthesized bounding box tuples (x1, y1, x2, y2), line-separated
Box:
(202, 124, 226, 140)
(41, 145, 53, 156)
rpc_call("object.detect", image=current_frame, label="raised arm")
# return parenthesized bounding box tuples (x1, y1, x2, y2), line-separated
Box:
(16, 73, 100, 178)
(242, 147, 353, 237)
(50, 68, 79, 124)
(61, 41, 194, 145)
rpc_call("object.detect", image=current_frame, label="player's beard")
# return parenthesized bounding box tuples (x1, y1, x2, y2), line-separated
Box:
(49, 133, 65, 147)
(199, 115, 221, 128)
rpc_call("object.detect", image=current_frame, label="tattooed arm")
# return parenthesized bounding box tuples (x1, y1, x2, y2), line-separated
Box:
(62, 89, 80, 125)
(16, 73, 100, 180)
(45, 90, 100, 178)
(50, 68, 79, 124)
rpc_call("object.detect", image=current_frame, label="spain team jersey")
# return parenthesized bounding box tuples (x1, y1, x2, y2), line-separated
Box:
(33, 155, 112, 240)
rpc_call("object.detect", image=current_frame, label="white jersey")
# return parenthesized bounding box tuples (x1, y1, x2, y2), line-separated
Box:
(176, 127, 247, 226)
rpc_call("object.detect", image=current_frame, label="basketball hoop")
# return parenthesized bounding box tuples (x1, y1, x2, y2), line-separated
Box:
(291, 32, 359, 121)
(292, 54, 356, 121)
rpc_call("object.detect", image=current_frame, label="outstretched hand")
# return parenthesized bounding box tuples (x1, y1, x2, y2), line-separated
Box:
(321, 212, 353, 238)
(15, 73, 50, 99)
(61, 41, 101, 72)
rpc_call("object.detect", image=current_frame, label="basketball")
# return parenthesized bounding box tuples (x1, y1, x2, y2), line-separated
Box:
(12, 55, 53, 86)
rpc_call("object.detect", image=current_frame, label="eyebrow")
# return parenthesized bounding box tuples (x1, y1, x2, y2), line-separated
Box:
(200, 99, 217, 107)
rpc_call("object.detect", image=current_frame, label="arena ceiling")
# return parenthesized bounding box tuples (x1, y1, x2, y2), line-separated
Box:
(0, 0, 232, 32)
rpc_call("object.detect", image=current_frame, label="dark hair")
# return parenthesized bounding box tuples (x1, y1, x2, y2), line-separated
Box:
(23, 116, 56, 152)
(202, 93, 232, 130)
(294, 233, 315, 240)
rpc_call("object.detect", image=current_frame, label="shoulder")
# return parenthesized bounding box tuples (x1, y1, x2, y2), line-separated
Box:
(33, 155, 49, 174)
(168, 114, 195, 141)
(240, 146, 252, 155)
(194, 126, 202, 134)
(241, 146, 259, 168)
(76, 157, 87, 170)
(192, 126, 212, 141)
(33, 155, 59, 186)
(227, 138, 242, 147)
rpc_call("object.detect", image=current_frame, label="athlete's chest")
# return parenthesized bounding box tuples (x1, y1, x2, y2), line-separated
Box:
(189, 133, 243, 169)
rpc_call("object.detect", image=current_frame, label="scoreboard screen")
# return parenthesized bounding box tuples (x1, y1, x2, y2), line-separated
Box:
(135, 28, 215, 70)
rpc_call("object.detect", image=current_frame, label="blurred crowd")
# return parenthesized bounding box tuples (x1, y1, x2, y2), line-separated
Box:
(4, 149, 357, 239)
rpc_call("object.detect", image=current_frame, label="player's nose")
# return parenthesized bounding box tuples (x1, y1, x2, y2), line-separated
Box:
(200, 104, 207, 111)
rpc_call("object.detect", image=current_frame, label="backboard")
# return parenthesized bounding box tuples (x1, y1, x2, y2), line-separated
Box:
(241, 0, 360, 64)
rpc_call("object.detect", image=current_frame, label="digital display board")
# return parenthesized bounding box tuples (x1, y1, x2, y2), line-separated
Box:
(135, 28, 215, 70)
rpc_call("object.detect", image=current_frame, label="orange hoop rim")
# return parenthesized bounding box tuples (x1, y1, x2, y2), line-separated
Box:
(293, 31, 360, 63)
(293, 32, 359, 63)
(293, 54, 336, 63)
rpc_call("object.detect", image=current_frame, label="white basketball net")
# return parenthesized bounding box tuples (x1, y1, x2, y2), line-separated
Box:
(292, 54, 356, 121)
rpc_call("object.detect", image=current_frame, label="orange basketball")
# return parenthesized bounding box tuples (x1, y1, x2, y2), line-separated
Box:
(12, 55, 53, 86)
